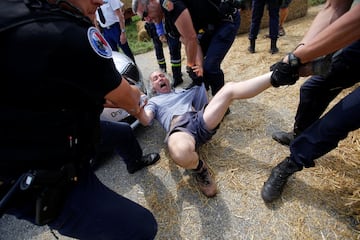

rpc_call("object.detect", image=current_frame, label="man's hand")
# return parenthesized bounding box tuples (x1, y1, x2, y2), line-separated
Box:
(159, 34, 167, 43)
(139, 94, 148, 108)
(270, 53, 301, 87)
(186, 65, 203, 88)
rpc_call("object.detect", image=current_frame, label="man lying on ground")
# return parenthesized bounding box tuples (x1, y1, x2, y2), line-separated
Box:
(134, 69, 292, 197)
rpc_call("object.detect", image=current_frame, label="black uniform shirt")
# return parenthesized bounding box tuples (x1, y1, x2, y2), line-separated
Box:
(160, 0, 222, 33)
(0, 10, 123, 173)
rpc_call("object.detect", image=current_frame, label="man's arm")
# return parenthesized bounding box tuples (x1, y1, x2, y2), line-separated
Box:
(271, 0, 360, 83)
(174, 9, 202, 69)
(114, 7, 127, 44)
(133, 107, 155, 126)
(294, 0, 359, 63)
(155, 22, 167, 42)
(105, 78, 141, 115)
(104, 78, 155, 123)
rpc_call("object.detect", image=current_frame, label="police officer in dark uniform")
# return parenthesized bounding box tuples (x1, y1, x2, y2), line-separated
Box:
(145, 22, 168, 71)
(261, 0, 360, 203)
(0, 0, 157, 239)
(248, 0, 281, 54)
(132, 0, 241, 96)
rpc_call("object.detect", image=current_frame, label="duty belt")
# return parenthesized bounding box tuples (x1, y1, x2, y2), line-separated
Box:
(0, 163, 79, 222)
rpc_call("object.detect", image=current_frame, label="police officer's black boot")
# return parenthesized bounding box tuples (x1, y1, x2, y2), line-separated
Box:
(272, 126, 301, 146)
(270, 39, 279, 54)
(248, 39, 255, 53)
(172, 66, 183, 87)
(127, 153, 160, 174)
(159, 64, 167, 73)
(261, 157, 302, 203)
(272, 131, 296, 146)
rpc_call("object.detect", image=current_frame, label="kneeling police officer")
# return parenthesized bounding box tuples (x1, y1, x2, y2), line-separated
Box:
(0, 0, 158, 239)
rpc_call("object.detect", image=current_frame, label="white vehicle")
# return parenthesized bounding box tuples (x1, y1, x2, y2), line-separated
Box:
(100, 51, 147, 129)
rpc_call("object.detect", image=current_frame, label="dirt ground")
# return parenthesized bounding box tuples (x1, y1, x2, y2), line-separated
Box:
(1, 4, 360, 240)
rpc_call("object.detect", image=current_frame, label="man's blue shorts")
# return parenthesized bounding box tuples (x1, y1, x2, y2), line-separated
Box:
(166, 109, 217, 149)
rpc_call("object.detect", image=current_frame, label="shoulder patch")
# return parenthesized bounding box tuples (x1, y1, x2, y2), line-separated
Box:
(162, 0, 173, 11)
(87, 27, 112, 58)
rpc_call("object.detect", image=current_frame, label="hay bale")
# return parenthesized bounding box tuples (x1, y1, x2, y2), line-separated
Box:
(121, 0, 132, 10)
(136, 20, 144, 32)
(136, 21, 150, 41)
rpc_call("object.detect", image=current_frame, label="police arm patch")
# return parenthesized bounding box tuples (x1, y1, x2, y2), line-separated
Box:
(87, 27, 112, 58)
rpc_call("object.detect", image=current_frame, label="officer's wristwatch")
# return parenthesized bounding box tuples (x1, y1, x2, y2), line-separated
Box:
(288, 52, 301, 68)
(121, 29, 126, 33)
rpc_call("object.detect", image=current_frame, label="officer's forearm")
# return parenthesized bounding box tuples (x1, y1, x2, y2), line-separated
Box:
(105, 79, 141, 115)
(294, 2, 359, 64)
(183, 36, 198, 67)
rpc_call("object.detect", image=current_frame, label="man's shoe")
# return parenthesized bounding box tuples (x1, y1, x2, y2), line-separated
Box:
(192, 160, 217, 197)
(127, 153, 160, 174)
(248, 46, 255, 54)
(270, 46, 279, 54)
(261, 157, 302, 203)
(270, 39, 279, 54)
(272, 131, 295, 146)
(248, 39, 255, 53)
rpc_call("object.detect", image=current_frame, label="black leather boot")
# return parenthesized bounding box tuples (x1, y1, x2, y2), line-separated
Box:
(272, 131, 295, 146)
(272, 125, 302, 146)
(172, 67, 183, 87)
(270, 39, 279, 54)
(248, 39, 255, 53)
(127, 153, 160, 174)
(159, 64, 166, 73)
(261, 157, 302, 203)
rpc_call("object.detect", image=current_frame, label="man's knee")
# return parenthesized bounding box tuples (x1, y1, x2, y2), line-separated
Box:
(168, 141, 191, 162)
(168, 133, 197, 167)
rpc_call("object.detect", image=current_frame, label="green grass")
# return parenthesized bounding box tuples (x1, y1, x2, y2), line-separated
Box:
(126, 0, 326, 55)
(126, 15, 154, 55)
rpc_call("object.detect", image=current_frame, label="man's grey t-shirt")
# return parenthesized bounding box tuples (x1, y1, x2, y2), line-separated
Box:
(145, 85, 208, 132)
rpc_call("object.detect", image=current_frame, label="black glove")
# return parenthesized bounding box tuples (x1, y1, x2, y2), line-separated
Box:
(270, 53, 301, 87)
(186, 65, 203, 87)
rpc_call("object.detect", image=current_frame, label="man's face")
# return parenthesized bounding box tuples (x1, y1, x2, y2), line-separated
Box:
(150, 71, 172, 94)
(136, 0, 164, 23)
(67, 0, 103, 21)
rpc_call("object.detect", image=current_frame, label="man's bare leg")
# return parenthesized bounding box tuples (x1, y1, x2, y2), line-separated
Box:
(203, 72, 272, 130)
(167, 132, 217, 197)
(167, 132, 198, 169)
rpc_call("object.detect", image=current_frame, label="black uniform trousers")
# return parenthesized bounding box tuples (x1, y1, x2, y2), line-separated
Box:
(290, 40, 360, 168)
